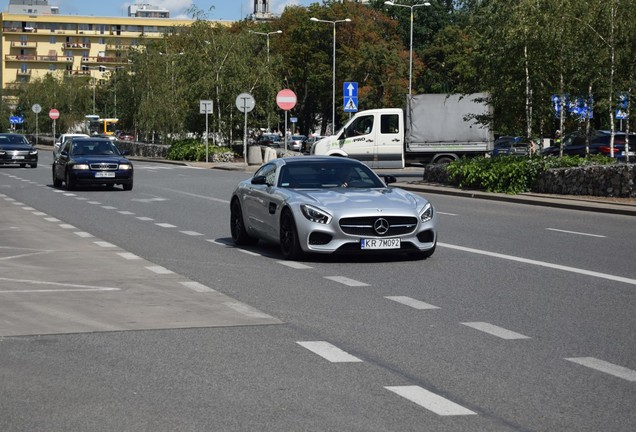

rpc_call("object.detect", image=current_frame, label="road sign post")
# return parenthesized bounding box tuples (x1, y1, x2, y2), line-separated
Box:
(236, 93, 256, 166)
(32, 104, 41, 145)
(276, 89, 297, 151)
(49, 109, 60, 144)
(200, 100, 213, 163)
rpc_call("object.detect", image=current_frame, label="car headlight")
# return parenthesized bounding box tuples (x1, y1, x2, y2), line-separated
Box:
(72, 164, 90, 170)
(300, 204, 332, 224)
(119, 164, 132, 170)
(0, 151, 5, 156)
(419, 202, 434, 223)
(29, 149, 38, 155)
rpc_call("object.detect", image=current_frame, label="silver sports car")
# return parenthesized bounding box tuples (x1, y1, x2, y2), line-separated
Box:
(230, 156, 437, 260)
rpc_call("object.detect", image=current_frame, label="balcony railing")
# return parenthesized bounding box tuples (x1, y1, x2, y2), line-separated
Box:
(64, 42, 91, 49)
(16, 69, 32, 76)
(65, 69, 91, 76)
(81, 56, 128, 65)
(10, 41, 37, 48)
(4, 54, 73, 63)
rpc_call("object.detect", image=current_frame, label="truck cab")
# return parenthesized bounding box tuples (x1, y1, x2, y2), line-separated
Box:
(312, 108, 405, 169)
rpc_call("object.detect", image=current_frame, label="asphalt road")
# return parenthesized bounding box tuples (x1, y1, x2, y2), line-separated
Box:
(1, 152, 635, 432)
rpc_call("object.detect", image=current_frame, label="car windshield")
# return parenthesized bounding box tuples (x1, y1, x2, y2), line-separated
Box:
(0, 134, 29, 145)
(71, 141, 120, 156)
(277, 162, 385, 189)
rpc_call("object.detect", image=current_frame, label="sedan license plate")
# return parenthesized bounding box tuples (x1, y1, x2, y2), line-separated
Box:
(14, 155, 25, 159)
(95, 172, 115, 178)
(360, 238, 401, 250)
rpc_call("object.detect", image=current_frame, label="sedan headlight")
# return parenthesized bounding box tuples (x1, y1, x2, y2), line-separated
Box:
(72, 164, 90, 170)
(300, 204, 332, 224)
(29, 149, 38, 155)
(118, 163, 132, 170)
(0, 151, 5, 156)
(419, 202, 434, 223)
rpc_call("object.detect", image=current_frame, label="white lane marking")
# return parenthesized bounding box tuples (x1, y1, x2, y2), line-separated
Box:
(0, 250, 52, 261)
(385, 296, 440, 310)
(0, 277, 121, 292)
(546, 228, 606, 238)
(136, 217, 154, 221)
(461, 322, 531, 340)
(297, 341, 363, 363)
(207, 239, 232, 247)
(87, 201, 101, 205)
(565, 357, 636, 382)
(437, 211, 457, 216)
(325, 276, 370, 287)
(32, 211, 46, 216)
(75, 197, 89, 201)
(385, 386, 477, 416)
(439, 242, 636, 286)
(44, 217, 61, 222)
(12, 201, 24, 205)
(160, 187, 230, 204)
(74, 231, 94, 238)
(21, 207, 35, 210)
(94, 241, 116, 248)
(1, 288, 120, 293)
(156, 223, 177, 228)
(59, 224, 76, 229)
(145, 265, 174, 274)
(118, 211, 135, 215)
(223, 302, 274, 319)
(131, 197, 168, 203)
(4, 197, 16, 201)
(117, 252, 140, 260)
(238, 249, 261, 256)
(278, 261, 313, 269)
(63, 193, 77, 197)
(180, 231, 203, 236)
(101, 206, 117, 210)
(180, 281, 217, 293)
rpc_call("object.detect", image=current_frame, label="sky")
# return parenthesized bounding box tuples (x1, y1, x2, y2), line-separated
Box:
(1, 1, 315, 20)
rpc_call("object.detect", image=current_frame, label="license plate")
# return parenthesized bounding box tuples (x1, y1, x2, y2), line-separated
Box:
(14, 155, 25, 159)
(360, 238, 401, 250)
(95, 172, 115, 178)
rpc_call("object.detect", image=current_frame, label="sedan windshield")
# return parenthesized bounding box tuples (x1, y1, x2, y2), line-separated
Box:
(278, 162, 385, 189)
(71, 141, 120, 156)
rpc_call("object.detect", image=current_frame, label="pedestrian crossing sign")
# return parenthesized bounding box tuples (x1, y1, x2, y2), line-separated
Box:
(344, 97, 358, 113)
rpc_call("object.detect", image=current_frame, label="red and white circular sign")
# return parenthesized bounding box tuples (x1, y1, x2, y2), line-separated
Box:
(49, 108, 60, 120)
(276, 89, 297, 111)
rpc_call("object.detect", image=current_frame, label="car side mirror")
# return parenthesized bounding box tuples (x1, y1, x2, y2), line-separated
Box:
(251, 175, 268, 185)
(384, 175, 397, 185)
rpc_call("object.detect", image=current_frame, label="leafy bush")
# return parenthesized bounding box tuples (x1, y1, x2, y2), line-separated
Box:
(166, 139, 235, 162)
(446, 155, 616, 194)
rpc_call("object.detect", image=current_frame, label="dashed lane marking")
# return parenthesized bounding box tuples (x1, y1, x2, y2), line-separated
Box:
(278, 261, 313, 269)
(546, 228, 606, 238)
(324, 276, 370, 287)
(385, 386, 477, 416)
(566, 357, 636, 382)
(145, 265, 174, 274)
(297, 341, 363, 363)
(461, 322, 531, 340)
(0, 277, 121, 293)
(385, 296, 440, 310)
(180, 281, 217, 293)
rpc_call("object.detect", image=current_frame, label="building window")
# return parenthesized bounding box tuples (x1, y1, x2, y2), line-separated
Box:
(49, 64, 57, 71)
(50, 36, 56, 43)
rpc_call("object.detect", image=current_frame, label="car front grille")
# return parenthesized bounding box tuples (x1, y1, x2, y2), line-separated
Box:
(339, 216, 418, 237)
(89, 163, 118, 170)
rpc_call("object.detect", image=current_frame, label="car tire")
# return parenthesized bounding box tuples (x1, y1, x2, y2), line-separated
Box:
(122, 181, 133, 191)
(65, 171, 75, 191)
(52, 165, 63, 188)
(20, 163, 26, 168)
(230, 199, 257, 246)
(30, 163, 37, 168)
(280, 209, 303, 260)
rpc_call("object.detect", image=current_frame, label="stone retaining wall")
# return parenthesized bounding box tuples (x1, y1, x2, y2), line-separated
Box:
(423, 163, 636, 197)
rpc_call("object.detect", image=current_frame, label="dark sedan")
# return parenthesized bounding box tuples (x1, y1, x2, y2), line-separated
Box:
(0, 133, 38, 168)
(52, 138, 133, 190)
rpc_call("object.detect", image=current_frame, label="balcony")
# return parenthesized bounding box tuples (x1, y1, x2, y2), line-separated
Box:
(81, 56, 128, 65)
(11, 41, 37, 48)
(16, 69, 32, 77)
(64, 42, 91, 49)
(65, 69, 91, 77)
(4, 54, 73, 63)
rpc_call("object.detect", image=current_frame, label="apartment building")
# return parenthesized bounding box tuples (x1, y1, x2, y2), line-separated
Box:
(0, 2, 195, 105)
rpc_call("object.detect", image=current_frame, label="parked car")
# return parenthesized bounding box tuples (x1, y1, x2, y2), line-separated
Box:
(117, 131, 135, 141)
(230, 156, 437, 260)
(491, 136, 532, 157)
(301, 135, 324, 154)
(289, 134, 307, 152)
(255, 133, 282, 147)
(0, 133, 38, 168)
(52, 137, 133, 191)
(542, 130, 636, 159)
(54, 133, 89, 158)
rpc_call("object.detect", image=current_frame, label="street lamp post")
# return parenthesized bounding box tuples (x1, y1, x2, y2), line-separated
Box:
(384, 1, 431, 95)
(310, 17, 351, 134)
(249, 30, 282, 63)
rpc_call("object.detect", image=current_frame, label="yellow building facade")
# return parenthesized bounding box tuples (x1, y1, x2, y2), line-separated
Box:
(0, 12, 196, 98)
